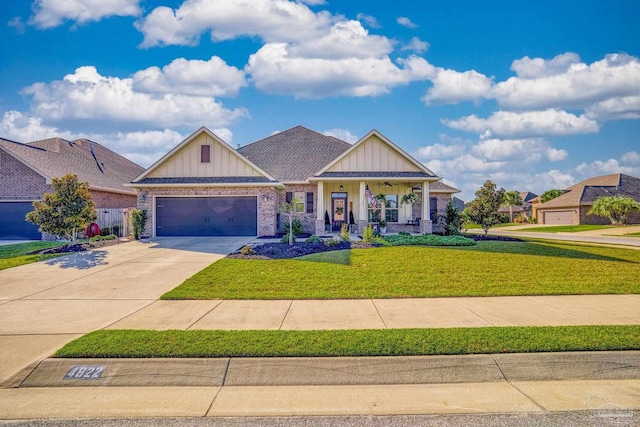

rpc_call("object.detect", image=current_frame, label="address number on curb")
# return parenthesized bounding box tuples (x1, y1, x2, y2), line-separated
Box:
(63, 365, 106, 380)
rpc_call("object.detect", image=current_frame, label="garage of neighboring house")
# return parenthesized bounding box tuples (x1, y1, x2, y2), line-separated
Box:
(0, 201, 41, 240)
(155, 196, 257, 236)
(542, 210, 574, 225)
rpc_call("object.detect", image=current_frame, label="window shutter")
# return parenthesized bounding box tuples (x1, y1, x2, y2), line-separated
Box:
(306, 192, 314, 213)
(285, 192, 292, 203)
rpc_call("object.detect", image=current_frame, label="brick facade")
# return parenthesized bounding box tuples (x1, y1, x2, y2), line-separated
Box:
(136, 186, 280, 237)
(91, 190, 137, 209)
(0, 151, 50, 200)
(412, 193, 452, 233)
(279, 184, 317, 235)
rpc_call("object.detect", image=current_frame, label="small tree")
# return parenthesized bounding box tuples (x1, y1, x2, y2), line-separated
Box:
(26, 174, 96, 241)
(502, 191, 523, 222)
(442, 200, 461, 235)
(130, 208, 147, 239)
(280, 195, 304, 245)
(464, 180, 506, 236)
(587, 196, 640, 224)
(540, 189, 564, 203)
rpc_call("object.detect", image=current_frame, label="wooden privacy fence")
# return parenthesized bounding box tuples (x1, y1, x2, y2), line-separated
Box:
(96, 208, 131, 237)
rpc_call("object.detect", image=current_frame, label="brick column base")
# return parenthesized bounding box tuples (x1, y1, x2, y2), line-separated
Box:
(420, 219, 432, 234)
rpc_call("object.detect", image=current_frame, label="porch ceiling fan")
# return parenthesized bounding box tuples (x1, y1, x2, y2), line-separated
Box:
(383, 181, 397, 187)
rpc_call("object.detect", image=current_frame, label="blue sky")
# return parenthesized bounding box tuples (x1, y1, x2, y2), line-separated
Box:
(1, 0, 639, 201)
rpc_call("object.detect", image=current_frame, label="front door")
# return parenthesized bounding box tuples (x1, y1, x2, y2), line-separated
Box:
(331, 192, 347, 231)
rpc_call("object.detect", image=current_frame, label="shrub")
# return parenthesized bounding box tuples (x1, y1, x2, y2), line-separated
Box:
(340, 223, 350, 242)
(131, 209, 147, 239)
(383, 234, 475, 247)
(324, 238, 341, 247)
(305, 235, 323, 243)
(90, 234, 117, 242)
(240, 245, 256, 255)
(280, 233, 296, 244)
(362, 224, 375, 243)
(283, 219, 303, 236)
(398, 231, 411, 236)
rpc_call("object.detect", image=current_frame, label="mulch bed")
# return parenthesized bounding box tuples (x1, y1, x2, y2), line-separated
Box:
(29, 239, 126, 255)
(228, 241, 380, 260)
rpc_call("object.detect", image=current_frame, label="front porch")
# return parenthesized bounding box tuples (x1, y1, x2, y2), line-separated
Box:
(313, 179, 436, 236)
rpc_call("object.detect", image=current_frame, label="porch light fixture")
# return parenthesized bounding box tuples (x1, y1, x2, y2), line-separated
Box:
(262, 194, 269, 201)
(339, 185, 344, 191)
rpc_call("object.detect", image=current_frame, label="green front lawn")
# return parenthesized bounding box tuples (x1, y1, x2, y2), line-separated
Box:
(523, 225, 616, 233)
(464, 222, 518, 229)
(162, 240, 640, 300)
(55, 326, 640, 358)
(0, 241, 68, 270)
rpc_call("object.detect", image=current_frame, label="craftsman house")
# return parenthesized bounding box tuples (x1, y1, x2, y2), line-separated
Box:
(0, 137, 144, 239)
(129, 126, 460, 237)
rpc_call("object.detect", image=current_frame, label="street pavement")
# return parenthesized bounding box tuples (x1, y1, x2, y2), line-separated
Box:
(0, 235, 638, 422)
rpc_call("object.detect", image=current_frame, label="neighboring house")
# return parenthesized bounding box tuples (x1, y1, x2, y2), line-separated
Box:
(533, 173, 640, 225)
(498, 191, 538, 219)
(0, 136, 145, 239)
(129, 126, 460, 238)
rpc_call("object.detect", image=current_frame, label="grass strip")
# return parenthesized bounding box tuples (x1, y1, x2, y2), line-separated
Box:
(0, 241, 68, 270)
(519, 225, 616, 233)
(55, 325, 640, 358)
(162, 241, 640, 300)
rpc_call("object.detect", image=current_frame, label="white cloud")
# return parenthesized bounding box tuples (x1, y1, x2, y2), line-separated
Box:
(246, 44, 431, 98)
(443, 109, 599, 138)
(584, 96, 640, 121)
(493, 53, 640, 110)
(473, 138, 567, 162)
(21, 66, 247, 129)
(8, 17, 26, 33)
(422, 68, 493, 104)
(135, 0, 332, 47)
(415, 143, 466, 160)
(132, 56, 247, 97)
(396, 16, 417, 28)
(576, 158, 640, 178)
(323, 128, 358, 143)
(356, 13, 380, 28)
(29, 0, 140, 28)
(510, 52, 581, 79)
(1, 111, 73, 142)
(621, 151, 640, 166)
(287, 20, 393, 60)
(401, 37, 429, 54)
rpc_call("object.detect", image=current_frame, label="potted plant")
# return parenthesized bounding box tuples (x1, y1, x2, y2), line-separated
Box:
(349, 210, 356, 233)
(324, 210, 331, 233)
(401, 192, 419, 222)
(379, 218, 387, 234)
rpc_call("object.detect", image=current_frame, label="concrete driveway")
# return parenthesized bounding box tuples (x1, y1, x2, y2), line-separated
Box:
(0, 236, 252, 385)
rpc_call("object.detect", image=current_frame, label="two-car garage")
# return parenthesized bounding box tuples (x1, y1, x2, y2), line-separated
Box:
(541, 210, 574, 225)
(155, 196, 257, 236)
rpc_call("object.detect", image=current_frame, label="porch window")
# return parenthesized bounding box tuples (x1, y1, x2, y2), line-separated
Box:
(368, 194, 399, 223)
(385, 195, 398, 222)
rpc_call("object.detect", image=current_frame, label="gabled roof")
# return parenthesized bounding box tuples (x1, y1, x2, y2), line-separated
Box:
(0, 136, 144, 194)
(132, 127, 276, 185)
(429, 181, 460, 194)
(238, 125, 350, 182)
(537, 173, 640, 209)
(519, 191, 538, 203)
(315, 129, 438, 179)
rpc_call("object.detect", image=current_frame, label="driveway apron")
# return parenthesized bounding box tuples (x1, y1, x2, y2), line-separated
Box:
(0, 237, 250, 385)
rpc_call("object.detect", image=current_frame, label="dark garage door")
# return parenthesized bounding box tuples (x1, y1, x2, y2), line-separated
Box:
(156, 197, 257, 236)
(0, 202, 41, 240)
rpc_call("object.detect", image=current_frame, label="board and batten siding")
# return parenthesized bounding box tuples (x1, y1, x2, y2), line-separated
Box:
(327, 135, 421, 173)
(147, 133, 263, 178)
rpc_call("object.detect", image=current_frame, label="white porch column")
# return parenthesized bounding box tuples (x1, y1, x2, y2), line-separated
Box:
(422, 181, 430, 220)
(317, 181, 324, 221)
(359, 181, 367, 221)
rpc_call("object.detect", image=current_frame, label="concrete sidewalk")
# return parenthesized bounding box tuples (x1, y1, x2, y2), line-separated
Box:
(1, 352, 639, 419)
(105, 295, 640, 330)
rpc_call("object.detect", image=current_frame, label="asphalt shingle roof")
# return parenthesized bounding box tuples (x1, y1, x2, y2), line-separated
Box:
(537, 173, 640, 209)
(237, 126, 351, 182)
(134, 177, 275, 185)
(317, 171, 435, 178)
(0, 137, 144, 194)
